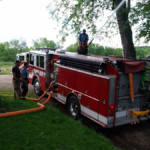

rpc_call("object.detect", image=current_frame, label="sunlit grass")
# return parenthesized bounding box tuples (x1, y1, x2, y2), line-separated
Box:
(0, 62, 13, 74)
(0, 88, 38, 99)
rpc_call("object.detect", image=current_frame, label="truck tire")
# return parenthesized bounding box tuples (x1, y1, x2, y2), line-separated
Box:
(68, 95, 80, 119)
(34, 78, 43, 96)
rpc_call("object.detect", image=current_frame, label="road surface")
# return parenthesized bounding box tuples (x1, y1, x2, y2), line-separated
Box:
(0, 74, 33, 91)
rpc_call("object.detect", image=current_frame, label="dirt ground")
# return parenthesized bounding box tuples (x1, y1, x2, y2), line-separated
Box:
(1, 75, 150, 150)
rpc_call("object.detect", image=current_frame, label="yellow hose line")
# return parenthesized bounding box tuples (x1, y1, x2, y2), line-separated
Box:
(132, 110, 150, 118)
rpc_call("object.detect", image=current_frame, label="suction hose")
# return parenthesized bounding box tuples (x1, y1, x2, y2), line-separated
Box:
(0, 82, 53, 118)
(27, 82, 53, 101)
(0, 103, 45, 118)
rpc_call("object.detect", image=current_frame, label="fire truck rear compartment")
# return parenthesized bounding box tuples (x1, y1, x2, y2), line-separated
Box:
(57, 55, 150, 127)
(117, 73, 145, 109)
(113, 68, 150, 127)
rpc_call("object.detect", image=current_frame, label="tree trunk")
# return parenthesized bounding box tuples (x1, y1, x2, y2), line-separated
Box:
(115, 0, 136, 59)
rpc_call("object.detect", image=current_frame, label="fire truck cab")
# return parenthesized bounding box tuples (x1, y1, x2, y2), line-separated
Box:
(17, 49, 150, 128)
(16, 52, 29, 62)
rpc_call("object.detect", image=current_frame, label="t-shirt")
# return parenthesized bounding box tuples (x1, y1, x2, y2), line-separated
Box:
(20, 67, 28, 79)
(78, 33, 89, 42)
(12, 66, 21, 78)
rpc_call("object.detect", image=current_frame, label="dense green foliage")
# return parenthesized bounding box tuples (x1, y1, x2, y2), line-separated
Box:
(67, 43, 122, 57)
(48, 0, 150, 59)
(67, 43, 150, 59)
(48, 0, 150, 43)
(32, 37, 57, 49)
(130, 0, 150, 42)
(48, 0, 113, 36)
(0, 96, 117, 150)
(0, 38, 57, 62)
(0, 38, 150, 62)
(136, 46, 150, 59)
(0, 62, 13, 74)
(0, 40, 29, 62)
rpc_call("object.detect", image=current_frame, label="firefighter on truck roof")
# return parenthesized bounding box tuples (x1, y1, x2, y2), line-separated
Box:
(77, 29, 89, 55)
(20, 62, 29, 100)
(12, 60, 21, 99)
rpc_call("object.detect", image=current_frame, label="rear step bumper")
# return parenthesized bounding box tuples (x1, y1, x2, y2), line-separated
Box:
(107, 115, 150, 128)
(115, 115, 150, 127)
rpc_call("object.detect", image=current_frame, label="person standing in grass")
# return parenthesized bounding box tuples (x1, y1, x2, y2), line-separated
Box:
(20, 62, 29, 99)
(12, 60, 21, 99)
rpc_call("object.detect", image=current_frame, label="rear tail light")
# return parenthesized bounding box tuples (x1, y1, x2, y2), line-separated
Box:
(102, 125, 106, 128)
(109, 104, 115, 110)
(108, 104, 115, 116)
(131, 121, 140, 125)
(107, 60, 112, 64)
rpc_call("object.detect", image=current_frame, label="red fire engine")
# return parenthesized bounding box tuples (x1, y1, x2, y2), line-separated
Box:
(17, 48, 150, 128)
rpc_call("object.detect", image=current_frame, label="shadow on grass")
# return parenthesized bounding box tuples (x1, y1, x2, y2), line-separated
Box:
(0, 96, 117, 150)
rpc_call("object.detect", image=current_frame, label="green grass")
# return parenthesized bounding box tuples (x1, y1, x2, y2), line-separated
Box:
(0, 88, 14, 95)
(0, 88, 38, 99)
(0, 96, 117, 150)
(0, 62, 13, 74)
(0, 96, 38, 112)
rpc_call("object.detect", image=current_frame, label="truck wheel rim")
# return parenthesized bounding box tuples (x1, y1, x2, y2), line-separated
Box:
(35, 82, 40, 93)
(70, 102, 78, 117)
